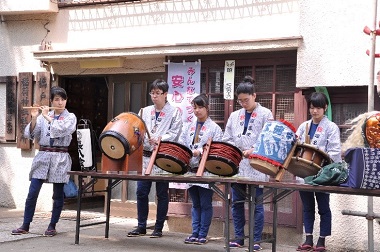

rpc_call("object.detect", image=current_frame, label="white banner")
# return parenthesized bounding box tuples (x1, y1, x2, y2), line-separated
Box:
(167, 62, 201, 123)
(223, 60, 235, 100)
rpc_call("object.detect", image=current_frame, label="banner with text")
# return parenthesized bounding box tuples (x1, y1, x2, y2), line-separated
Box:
(223, 60, 235, 100)
(167, 62, 201, 123)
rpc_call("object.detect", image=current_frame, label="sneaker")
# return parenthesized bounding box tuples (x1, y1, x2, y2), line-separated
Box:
(184, 236, 198, 244)
(196, 237, 208, 245)
(244, 244, 263, 252)
(150, 229, 162, 238)
(44, 229, 57, 237)
(127, 227, 146, 237)
(229, 240, 244, 248)
(253, 244, 262, 251)
(11, 228, 29, 235)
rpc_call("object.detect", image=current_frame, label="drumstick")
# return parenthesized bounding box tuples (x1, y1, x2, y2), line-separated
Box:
(275, 141, 298, 182)
(145, 136, 161, 175)
(305, 123, 310, 144)
(23, 106, 60, 110)
(196, 137, 212, 177)
(139, 108, 151, 140)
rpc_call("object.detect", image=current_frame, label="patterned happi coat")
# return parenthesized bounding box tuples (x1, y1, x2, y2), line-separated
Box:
(139, 102, 183, 174)
(222, 103, 273, 181)
(178, 117, 223, 188)
(24, 109, 77, 183)
(296, 116, 342, 163)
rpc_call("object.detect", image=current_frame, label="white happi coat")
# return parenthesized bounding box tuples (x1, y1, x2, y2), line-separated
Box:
(24, 109, 77, 183)
(139, 102, 183, 174)
(178, 117, 223, 188)
(296, 116, 342, 163)
(223, 103, 273, 181)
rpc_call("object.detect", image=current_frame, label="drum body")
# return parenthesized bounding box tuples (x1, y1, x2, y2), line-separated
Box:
(155, 141, 192, 174)
(204, 141, 242, 176)
(99, 112, 146, 160)
(287, 143, 332, 178)
(249, 120, 296, 176)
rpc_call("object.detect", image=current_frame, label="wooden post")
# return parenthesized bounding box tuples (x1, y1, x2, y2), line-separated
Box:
(196, 137, 212, 177)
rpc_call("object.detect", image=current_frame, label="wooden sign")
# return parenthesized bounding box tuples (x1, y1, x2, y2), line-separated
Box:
(17, 72, 33, 149)
(35, 72, 50, 106)
(4, 76, 17, 141)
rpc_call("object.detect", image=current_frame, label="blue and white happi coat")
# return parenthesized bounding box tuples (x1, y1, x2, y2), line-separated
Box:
(139, 102, 183, 175)
(222, 103, 273, 181)
(178, 117, 223, 189)
(24, 109, 77, 183)
(296, 116, 342, 163)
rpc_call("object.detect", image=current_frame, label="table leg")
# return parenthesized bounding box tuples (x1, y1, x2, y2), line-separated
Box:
(75, 175, 84, 244)
(105, 178, 112, 238)
(248, 185, 256, 252)
(224, 182, 231, 252)
(272, 189, 278, 252)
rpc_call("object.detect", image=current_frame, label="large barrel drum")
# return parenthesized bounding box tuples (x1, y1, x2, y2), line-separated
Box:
(99, 112, 146, 160)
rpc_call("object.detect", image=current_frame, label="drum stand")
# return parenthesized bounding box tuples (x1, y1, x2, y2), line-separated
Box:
(275, 141, 298, 182)
(101, 146, 143, 174)
(196, 137, 212, 177)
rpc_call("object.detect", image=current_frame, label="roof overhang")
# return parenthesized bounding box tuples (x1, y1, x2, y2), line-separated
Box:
(33, 36, 303, 63)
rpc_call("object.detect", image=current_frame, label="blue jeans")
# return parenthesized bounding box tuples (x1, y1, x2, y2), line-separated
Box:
(136, 180, 169, 230)
(24, 178, 65, 225)
(299, 191, 331, 236)
(188, 185, 213, 238)
(232, 184, 264, 244)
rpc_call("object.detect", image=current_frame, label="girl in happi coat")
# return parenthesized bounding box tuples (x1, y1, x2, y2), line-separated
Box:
(222, 76, 273, 250)
(179, 94, 223, 245)
(296, 92, 341, 252)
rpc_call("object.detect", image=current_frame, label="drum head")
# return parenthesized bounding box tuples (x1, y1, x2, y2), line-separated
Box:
(250, 159, 279, 177)
(205, 156, 238, 176)
(287, 157, 321, 178)
(99, 131, 129, 160)
(155, 154, 188, 174)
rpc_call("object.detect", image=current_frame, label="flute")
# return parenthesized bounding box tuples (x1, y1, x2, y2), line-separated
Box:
(23, 106, 60, 110)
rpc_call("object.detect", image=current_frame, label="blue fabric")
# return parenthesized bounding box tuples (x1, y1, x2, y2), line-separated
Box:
(136, 180, 169, 230)
(342, 148, 380, 189)
(243, 111, 252, 135)
(63, 179, 78, 198)
(24, 178, 64, 225)
(188, 185, 213, 238)
(231, 184, 264, 243)
(308, 122, 318, 139)
(299, 190, 331, 236)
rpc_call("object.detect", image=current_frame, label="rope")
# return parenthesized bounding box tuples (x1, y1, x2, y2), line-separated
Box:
(208, 143, 242, 168)
(158, 143, 192, 165)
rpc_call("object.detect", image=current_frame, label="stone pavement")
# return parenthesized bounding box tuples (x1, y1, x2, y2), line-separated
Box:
(0, 207, 298, 252)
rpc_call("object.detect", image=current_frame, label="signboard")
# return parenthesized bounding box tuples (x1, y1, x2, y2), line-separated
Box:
(5, 76, 17, 141)
(17, 72, 33, 149)
(167, 62, 201, 123)
(223, 60, 235, 100)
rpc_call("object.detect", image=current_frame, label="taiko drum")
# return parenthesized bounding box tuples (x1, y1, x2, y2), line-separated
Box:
(287, 143, 332, 178)
(154, 141, 192, 174)
(249, 120, 297, 176)
(99, 112, 146, 160)
(204, 141, 242, 176)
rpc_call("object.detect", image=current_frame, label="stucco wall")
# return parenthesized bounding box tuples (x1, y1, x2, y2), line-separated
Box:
(297, 0, 380, 88)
